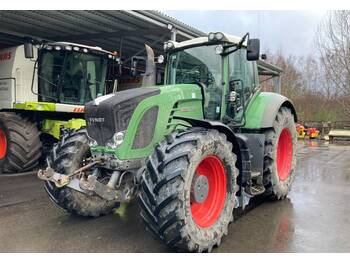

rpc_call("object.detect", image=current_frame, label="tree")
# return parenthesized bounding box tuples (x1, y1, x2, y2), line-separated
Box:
(316, 11, 350, 119)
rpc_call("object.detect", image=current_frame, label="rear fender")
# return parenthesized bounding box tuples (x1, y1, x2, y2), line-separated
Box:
(244, 92, 297, 129)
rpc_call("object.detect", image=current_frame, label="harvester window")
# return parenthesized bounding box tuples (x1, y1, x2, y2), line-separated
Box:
(38, 51, 63, 102)
(38, 50, 107, 105)
(166, 45, 223, 120)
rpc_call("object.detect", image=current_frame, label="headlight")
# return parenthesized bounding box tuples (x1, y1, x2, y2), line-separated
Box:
(65, 46, 72, 51)
(208, 32, 225, 41)
(208, 32, 215, 41)
(73, 46, 80, 51)
(83, 48, 88, 53)
(215, 45, 223, 55)
(113, 131, 125, 146)
(164, 41, 174, 51)
(54, 46, 61, 51)
(46, 45, 53, 50)
(215, 32, 224, 41)
(157, 55, 164, 64)
(106, 131, 125, 149)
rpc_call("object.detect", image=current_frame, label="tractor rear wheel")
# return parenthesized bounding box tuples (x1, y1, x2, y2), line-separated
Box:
(263, 107, 297, 199)
(44, 128, 119, 217)
(138, 128, 238, 252)
(0, 112, 42, 174)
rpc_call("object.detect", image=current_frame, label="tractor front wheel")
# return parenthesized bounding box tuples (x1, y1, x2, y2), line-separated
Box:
(138, 128, 238, 252)
(44, 128, 119, 217)
(0, 112, 42, 174)
(263, 107, 298, 199)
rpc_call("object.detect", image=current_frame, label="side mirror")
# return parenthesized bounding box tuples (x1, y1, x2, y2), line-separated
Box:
(24, 42, 34, 59)
(246, 38, 260, 61)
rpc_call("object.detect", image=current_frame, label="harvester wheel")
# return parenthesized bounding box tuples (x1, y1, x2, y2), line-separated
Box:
(44, 128, 119, 217)
(0, 112, 42, 174)
(263, 107, 297, 199)
(138, 128, 238, 252)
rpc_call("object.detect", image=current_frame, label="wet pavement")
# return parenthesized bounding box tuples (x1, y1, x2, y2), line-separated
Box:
(0, 140, 350, 252)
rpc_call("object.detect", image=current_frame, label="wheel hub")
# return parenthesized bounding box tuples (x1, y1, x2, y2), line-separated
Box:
(0, 128, 7, 160)
(190, 155, 227, 228)
(191, 174, 209, 204)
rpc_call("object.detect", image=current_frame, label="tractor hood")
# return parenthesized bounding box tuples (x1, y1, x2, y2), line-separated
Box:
(85, 83, 203, 160)
(85, 87, 160, 146)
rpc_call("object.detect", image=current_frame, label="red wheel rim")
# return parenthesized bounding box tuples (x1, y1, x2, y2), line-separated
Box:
(276, 128, 293, 181)
(0, 128, 7, 160)
(191, 155, 227, 228)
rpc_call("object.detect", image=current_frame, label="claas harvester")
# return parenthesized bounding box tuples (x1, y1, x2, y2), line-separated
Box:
(38, 32, 298, 252)
(0, 40, 119, 173)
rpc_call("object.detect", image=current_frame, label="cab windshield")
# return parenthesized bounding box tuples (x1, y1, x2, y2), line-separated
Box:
(38, 50, 108, 105)
(166, 45, 223, 119)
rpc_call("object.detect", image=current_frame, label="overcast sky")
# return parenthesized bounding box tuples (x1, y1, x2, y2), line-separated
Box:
(164, 10, 327, 57)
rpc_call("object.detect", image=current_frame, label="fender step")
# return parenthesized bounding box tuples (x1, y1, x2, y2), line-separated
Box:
(245, 185, 265, 196)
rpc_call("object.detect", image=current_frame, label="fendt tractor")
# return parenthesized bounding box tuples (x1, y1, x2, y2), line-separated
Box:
(0, 40, 119, 173)
(38, 32, 298, 252)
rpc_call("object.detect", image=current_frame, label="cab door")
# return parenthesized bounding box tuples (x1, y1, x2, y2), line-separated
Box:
(226, 48, 258, 125)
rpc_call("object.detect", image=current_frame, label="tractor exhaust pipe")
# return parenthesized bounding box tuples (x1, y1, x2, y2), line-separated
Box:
(141, 44, 156, 87)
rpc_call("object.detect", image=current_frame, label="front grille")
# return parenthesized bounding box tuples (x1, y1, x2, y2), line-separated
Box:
(85, 88, 160, 146)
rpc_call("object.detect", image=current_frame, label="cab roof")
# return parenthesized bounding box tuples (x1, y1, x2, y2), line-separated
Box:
(45, 41, 115, 56)
(169, 33, 247, 50)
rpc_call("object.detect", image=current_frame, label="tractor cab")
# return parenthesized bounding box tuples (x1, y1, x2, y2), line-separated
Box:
(163, 32, 283, 127)
(164, 32, 261, 125)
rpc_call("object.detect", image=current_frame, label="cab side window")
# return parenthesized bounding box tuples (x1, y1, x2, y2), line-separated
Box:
(242, 50, 257, 103)
(227, 50, 244, 122)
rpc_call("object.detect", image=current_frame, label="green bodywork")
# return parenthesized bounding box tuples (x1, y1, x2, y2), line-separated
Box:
(91, 84, 203, 159)
(90, 86, 293, 161)
(244, 92, 296, 129)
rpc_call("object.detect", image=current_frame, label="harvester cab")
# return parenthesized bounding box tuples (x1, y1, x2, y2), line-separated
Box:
(25, 39, 120, 105)
(39, 32, 298, 252)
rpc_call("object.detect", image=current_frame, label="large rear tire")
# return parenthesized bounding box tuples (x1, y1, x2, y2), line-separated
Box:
(263, 107, 297, 199)
(0, 112, 42, 174)
(44, 128, 119, 217)
(138, 128, 238, 252)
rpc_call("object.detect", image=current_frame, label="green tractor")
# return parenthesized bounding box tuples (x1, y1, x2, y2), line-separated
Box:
(38, 32, 298, 252)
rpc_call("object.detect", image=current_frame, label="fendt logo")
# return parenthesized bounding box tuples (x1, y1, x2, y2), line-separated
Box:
(88, 118, 105, 123)
(0, 52, 12, 61)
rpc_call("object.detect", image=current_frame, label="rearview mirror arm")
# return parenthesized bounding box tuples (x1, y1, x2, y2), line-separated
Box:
(222, 32, 250, 56)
